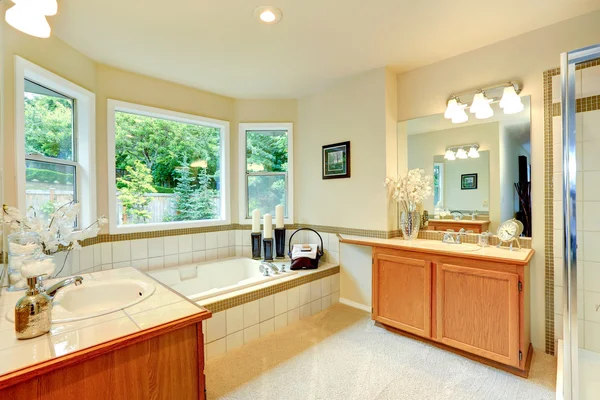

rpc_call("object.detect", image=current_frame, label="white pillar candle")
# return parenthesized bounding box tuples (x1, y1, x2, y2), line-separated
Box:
(252, 209, 261, 233)
(275, 204, 284, 228)
(264, 214, 273, 239)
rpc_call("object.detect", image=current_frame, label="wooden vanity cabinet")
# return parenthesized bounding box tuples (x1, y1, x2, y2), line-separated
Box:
(372, 246, 531, 376)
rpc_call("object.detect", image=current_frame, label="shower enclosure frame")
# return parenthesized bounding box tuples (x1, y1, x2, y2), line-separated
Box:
(560, 43, 600, 400)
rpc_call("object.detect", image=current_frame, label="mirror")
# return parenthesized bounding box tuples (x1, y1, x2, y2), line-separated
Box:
(398, 96, 531, 237)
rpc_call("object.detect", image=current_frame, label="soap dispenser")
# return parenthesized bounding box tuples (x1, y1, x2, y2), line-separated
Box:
(15, 275, 52, 340)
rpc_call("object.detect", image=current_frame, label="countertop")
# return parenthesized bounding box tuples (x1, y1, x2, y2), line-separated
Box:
(338, 235, 534, 265)
(0, 267, 210, 383)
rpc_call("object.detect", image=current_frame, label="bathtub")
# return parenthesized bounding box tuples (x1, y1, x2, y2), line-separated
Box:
(148, 257, 297, 302)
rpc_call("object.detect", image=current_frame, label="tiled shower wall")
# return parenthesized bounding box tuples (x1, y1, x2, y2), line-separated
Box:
(551, 62, 600, 352)
(54, 229, 342, 277)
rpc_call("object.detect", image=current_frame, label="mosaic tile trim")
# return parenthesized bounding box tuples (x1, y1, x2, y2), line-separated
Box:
(417, 230, 533, 249)
(544, 67, 559, 356)
(201, 266, 340, 313)
(552, 95, 600, 116)
(76, 223, 391, 248)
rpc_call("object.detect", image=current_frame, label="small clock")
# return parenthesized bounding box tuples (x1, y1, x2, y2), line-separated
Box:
(496, 218, 523, 250)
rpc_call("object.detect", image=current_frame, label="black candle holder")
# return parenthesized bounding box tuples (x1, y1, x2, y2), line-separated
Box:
(274, 228, 286, 259)
(251, 232, 262, 260)
(263, 238, 274, 261)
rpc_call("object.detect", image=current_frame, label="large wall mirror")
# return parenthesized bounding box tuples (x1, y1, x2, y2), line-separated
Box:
(398, 96, 532, 237)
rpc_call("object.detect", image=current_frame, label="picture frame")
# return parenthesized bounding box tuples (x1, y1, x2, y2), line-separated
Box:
(322, 141, 351, 179)
(461, 173, 478, 190)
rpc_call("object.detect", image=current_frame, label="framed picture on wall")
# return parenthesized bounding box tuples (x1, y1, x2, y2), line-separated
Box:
(461, 173, 478, 190)
(322, 141, 351, 179)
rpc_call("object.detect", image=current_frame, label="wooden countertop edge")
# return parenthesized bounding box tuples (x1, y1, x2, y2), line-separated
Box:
(338, 235, 534, 265)
(0, 308, 211, 391)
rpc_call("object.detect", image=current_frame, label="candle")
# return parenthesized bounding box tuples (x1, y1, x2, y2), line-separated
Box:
(252, 209, 260, 233)
(275, 205, 284, 228)
(264, 214, 273, 238)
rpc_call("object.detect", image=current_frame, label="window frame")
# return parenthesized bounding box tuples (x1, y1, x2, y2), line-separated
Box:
(107, 99, 231, 234)
(238, 122, 294, 225)
(15, 56, 96, 228)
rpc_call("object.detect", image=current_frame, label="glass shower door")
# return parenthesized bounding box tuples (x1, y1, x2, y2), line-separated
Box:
(560, 44, 600, 400)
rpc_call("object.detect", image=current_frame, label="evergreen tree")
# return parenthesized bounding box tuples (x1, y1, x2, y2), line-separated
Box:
(117, 161, 156, 223)
(172, 162, 196, 221)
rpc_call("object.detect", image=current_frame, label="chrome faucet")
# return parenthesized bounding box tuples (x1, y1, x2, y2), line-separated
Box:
(442, 228, 474, 245)
(45, 276, 84, 298)
(259, 262, 279, 276)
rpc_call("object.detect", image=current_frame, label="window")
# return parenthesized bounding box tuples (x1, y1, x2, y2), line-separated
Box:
(239, 123, 293, 223)
(15, 57, 96, 227)
(107, 100, 230, 233)
(433, 162, 444, 208)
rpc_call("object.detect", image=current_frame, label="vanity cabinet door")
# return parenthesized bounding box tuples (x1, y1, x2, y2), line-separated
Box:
(373, 253, 431, 338)
(436, 263, 520, 367)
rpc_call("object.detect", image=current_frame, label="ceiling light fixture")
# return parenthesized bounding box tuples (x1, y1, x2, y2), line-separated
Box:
(5, 0, 57, 38)
(254, 6, 283, 24)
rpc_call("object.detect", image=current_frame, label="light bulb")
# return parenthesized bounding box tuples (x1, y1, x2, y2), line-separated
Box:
(451, 104, 468, 124)
(444, 150, 456, 160)
(5, 3, 51, 38)
(456, 148, 468, 159)
(468, 146, 480, 158)
(444, 98, 458, 119)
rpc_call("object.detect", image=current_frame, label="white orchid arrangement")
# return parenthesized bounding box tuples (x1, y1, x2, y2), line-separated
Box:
(2, 201, 107, 255)
(385, 169, 433, 213)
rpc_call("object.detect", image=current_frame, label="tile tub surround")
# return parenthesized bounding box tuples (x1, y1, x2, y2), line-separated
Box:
(41, 229, 343, 280)
(0, 267, 209, 378)
(203, 270, 341, 360)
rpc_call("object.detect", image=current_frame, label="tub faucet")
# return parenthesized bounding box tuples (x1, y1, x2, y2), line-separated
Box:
(45, 276, 84, 298)
(259, 262, 279, 276)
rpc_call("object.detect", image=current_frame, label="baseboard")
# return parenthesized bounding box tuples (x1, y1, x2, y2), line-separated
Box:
(339, 298, 371, 312)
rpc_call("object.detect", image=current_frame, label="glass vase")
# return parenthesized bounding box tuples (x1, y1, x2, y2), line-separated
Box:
(7, 231, 41, 291)
(400, 211, 421, 241)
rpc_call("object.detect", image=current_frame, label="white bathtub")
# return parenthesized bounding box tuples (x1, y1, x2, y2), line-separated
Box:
(148, 257, 297, 301)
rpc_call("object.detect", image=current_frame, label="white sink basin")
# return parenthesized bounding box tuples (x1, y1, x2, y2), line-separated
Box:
(6, 278, 155, 324)
(414, 241, 481, 253)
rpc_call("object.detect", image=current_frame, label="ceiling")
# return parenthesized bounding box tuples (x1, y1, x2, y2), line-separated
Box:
(51, 0, 600, 99)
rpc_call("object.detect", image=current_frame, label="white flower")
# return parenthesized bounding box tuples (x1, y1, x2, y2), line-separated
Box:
(385, 169, 433, 213)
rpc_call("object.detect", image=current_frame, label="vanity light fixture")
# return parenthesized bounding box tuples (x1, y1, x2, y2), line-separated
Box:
(445, 81, 523, 124)
(254, 6, 283, 24)
(445, 144, 480, 161)
(5, 0, 57, 38)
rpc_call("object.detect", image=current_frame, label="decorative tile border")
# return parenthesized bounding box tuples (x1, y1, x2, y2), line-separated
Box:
(201, 266, 340, 313)
(544, 67, 559, 356)
(552, 95, 600, 116)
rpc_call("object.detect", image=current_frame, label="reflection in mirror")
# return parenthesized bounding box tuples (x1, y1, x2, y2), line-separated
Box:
(400, 96, 531, 237)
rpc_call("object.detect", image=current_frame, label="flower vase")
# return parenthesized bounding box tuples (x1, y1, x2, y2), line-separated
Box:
(400, 211, 421, 240)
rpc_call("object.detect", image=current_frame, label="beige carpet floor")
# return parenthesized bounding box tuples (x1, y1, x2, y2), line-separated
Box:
(206, 304, 556, 400)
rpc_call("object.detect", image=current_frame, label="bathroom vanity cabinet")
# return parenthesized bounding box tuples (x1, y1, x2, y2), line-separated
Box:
(372, 245, 531, 376)
(338, 235, 533, 377)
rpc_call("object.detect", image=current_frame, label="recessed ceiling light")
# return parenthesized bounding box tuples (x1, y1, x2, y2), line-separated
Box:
(254, 6, 283, 24)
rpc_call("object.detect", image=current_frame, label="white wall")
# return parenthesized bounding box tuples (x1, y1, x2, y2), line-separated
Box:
(396, 9, 600, 351)
(407, 123, 500, 228)
(296, 68, 389, 231)
(444, 151, 490, 214)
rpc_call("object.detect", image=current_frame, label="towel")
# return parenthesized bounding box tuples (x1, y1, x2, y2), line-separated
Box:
(291, 244, 318, 260)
